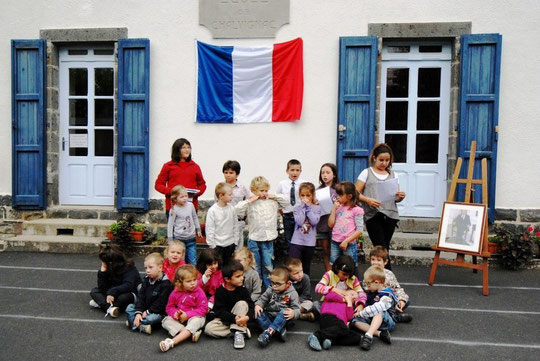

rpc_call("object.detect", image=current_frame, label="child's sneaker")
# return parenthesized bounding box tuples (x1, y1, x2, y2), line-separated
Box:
(360, 334, 373, 351)
(322, 339, 332, 350)
(108, 306, 119, 318)
(125, 320, 131, 328)
(192, 329, 202, 342)
(233, 331, 245, 349)
(308, 333, 322, 351)
(257, 330, 271, 348)
(378, 329, 391, 344)
(299, 312, 315, 321)
(395, 313, 413, 323)
(139, 324, 152, 335)
(277, 327, 287, 342)
(89, 299, 100, 308)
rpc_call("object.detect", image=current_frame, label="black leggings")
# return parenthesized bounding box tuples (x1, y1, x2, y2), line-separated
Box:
(365, 212, 398, 270)
(90, 288, 134, 312)
(314, 314, 361, 346)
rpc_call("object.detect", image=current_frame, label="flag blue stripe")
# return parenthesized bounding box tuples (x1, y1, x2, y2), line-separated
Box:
(197, 42, 234, 123)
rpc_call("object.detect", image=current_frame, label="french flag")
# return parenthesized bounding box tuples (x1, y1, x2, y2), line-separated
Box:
(196, 38, 303, 123)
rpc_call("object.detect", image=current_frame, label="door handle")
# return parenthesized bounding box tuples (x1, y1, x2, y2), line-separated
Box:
(338, 124, 347, 140)
(62, 137, 65, 151)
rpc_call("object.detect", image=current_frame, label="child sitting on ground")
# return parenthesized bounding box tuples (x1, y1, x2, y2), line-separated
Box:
(196, 248, 223, 309)
(206, 182, 240, 266)
(352, 265, 398, 351)
(89, 245, 141, 318)
(162, 241, 186, 282)
(365, 246, 412, 323)
(125, 253, 172, 334)
(308, 289, 363, 351)
(255, 267, 300, 348)
(284, 257, 315, 321)
(233, 247, 263, 302)
(160, 265, 208, 352)
(204, 260, 255, 349)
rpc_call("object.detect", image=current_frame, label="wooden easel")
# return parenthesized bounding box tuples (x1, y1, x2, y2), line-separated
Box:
(428, 141, 491, 296)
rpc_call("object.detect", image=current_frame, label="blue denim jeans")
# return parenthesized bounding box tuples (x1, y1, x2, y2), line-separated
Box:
(256, 310, 288, 333)
(330, 240, 358, 265)
(248, 239, 274, 289)
(352, 310, 396, 331)
(176, 237, 197, 265)
(125, 303, 163, 331)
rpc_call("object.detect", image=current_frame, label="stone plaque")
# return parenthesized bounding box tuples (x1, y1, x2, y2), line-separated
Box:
(199, 0, 289, 38)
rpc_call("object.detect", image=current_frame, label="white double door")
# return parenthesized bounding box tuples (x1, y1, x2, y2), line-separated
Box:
(380, 44, 451, 217)
(59, 48, 115, 205)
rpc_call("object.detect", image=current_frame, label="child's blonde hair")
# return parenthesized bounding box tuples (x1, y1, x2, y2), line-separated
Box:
(284, 257, 302, 270)
(170, 185, 187, 204)
(233, 247, 256, 269)
(145, 252, 164, 265)
(250, 176, 270, 192)
(364, 265, 386, 283)
(164, 240, 185, 259)
(215, 182, 232, 198)
(174, 264, 197, 286)
(271, 266, 290, 282)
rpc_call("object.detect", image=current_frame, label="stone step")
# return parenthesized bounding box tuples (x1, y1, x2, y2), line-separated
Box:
(21, 219, 112, 237)
(2, 235, 103, 254)
(398, 217, 440, 234)
(364, 232, 439, 250)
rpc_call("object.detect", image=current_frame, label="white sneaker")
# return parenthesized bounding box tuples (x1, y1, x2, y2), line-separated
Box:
(105, 306, 120, 318)
(233, 331, 245, 349)
(89, 299, 100, 308)
(139, 324, 152, 335)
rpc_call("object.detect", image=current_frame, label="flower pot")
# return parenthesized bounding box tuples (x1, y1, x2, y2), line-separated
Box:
(487, 241, 500, 254)
(130, 231, 144, 243)
(106, 230, 114, 240)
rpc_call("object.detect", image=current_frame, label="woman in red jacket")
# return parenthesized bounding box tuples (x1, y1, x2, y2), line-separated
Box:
(155, 138, 207, 217)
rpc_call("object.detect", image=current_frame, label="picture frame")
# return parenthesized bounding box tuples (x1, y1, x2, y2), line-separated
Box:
(436, 201, 487, 254)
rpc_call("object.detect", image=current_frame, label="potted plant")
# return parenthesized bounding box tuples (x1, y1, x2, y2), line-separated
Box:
(487, 235, 501, 254)
(497, 226, 536, 270)
(130, 223, 146, 243)
(106, 221, 122, 240)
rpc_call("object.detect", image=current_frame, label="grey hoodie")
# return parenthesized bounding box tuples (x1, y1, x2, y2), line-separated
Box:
(255, 284, 300, 319)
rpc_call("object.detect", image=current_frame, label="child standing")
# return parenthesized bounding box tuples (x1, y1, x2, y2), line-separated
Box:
(284, 258, 315, 321)
(316, 163, 339, 271)
(236, 176, 288, 289)
(355, 143, 406, 269)
(167, 185, 202, 265)
(366, 246, 412, 323)
(204, 260, 255, 349)
(206, 182, 240, 266)
(89, 245, 141, 317)
(222, 160, 250, 247)
(162, 241, 186, 282)
(255, 267, 300, 348)
(352, 265, 398, 351)
(196, 248, 223, 308)
(328, 182, 364, 265)
(126, 253, 172, 334)
(307, 290, 363, 351)
(233, 247, 263, 302)
(276, 159, 306, 256)
(290, 182, 321, 276)
(160, 265, 208, 352)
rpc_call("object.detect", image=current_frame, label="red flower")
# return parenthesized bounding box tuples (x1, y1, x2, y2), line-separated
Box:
(536, 231, 540, 237)
(527, 226, 534, 232)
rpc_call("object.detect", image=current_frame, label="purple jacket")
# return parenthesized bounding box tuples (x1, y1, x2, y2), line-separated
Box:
(291, 203, 321, 247)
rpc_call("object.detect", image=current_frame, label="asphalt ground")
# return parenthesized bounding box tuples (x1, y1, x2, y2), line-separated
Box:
(0, 252, 538, 361)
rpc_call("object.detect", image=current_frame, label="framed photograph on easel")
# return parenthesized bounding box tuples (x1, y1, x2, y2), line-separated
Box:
(437, 202, 487, 254)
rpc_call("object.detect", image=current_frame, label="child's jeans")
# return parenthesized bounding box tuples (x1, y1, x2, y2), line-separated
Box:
(330, 240, 358, 265)
(125, 304, 163, 331)
(352, 310, 396, 331)
(256, 309, 289, 333)
(176, 237, 197, 265)
(248, 239, 274, 289)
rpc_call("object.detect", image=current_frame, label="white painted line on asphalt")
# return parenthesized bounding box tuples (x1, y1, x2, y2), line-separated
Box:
(0, 265, 96, 272)
(0, 285, 88, 293)
(409, 305, 540, 315)
(0, 314, 122, 324)
(288, 332, 540, 349)
(401, 282, 540, 291)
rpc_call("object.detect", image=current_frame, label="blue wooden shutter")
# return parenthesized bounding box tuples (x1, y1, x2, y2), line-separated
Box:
(117, 39, 150, 211)
(458, 34, 502, 222)
(337, 37, 377, 182)
(11, 40, 47, 209)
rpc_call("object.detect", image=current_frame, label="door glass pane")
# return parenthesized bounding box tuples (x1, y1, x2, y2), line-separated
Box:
(418, 68, 441, 97)
(95, 99, 114, 126)
(419, 45, 442, 53)
(69, 129, 88, 156)
(385, 134, 407, 163)
(69, 99, 88, 126)
(95, 68, 114, 96)
(385, 102, 408, 130)
(417, 101, 440, 130)
(95, 130, 114, 156)
(69, 68, 87, 95)
(388, 46, 410, 53)
(416, 134, 439, 163)
(386, 68, 409, 98)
